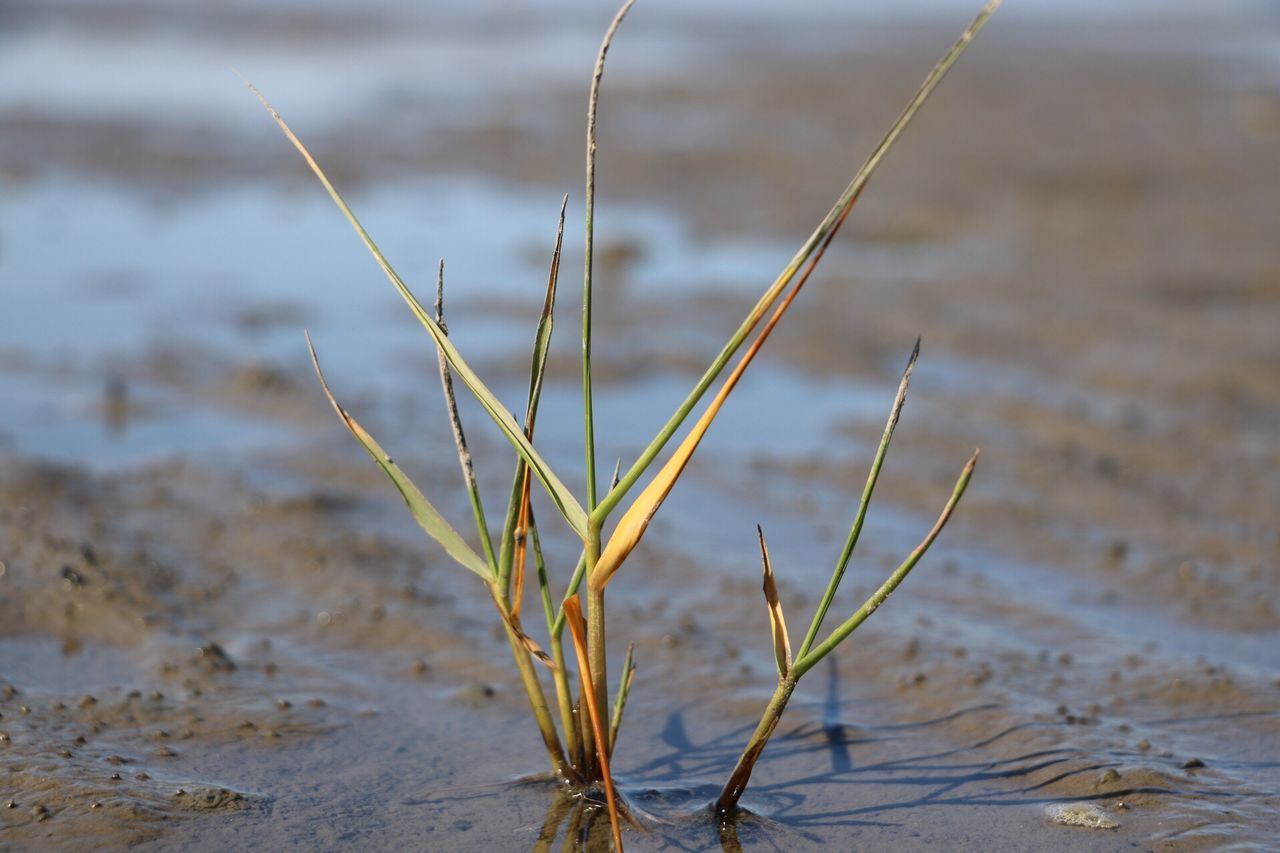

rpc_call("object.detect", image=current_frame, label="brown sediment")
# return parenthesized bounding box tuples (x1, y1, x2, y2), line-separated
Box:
(1, 3, 1278, 849)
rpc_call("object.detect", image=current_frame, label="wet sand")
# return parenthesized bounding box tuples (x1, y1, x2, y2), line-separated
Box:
(2, 2, 1278, 849)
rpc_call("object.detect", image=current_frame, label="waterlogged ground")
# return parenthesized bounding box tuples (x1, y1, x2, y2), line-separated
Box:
(2, 1, 1279, 849)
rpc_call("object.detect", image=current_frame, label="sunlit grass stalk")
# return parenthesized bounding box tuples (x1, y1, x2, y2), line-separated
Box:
(589, 0, 1004, 528)
(796, 339, 919, 659)
(716, 441, 979, 814)
(564, 597, 624, 852)
(433, 261, 499, 573)
(581, 2, 636, 791)
(432, 268, 571, 777)
(608, 642, 636, 758)
(533, 516, 585, 768)
(261, 0, 1001, 823)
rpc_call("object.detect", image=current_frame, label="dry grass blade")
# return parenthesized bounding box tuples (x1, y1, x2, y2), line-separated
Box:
(592, 188, 857, 590)
(491, 591, 555, 670)
(305, 333, 494, 583)
(563, 597, 624, 852)
(592, 0, 1001, 526)
(757, 526, 791, 679)
(249, 83, 589, 542)
(511, 482, 533, 617)
(435, 261, 499, 573)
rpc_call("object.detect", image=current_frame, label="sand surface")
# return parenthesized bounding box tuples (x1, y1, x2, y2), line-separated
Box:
(1, 1, 1278, 849)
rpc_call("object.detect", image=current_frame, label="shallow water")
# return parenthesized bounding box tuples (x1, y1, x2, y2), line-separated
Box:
(2, 1, 1279, 850)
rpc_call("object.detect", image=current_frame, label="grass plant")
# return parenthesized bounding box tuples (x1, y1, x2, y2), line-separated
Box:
(253, 0, 1000, 845)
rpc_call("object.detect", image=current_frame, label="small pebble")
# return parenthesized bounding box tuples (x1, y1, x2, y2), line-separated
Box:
(1047, 802, 1118, 830)
(276, 699, 292, 710)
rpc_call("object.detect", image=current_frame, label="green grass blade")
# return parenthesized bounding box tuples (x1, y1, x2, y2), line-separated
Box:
(608, 642, 636, 757)
(796, 339, 919, 660)
(499, 195, 568, 593)
(582, 0, 637, 513)
(250, 83, 588, 542)
(530, 512, 585, 768)
(435, 260, 499, 574)
(592, 188, 858, 590)
(551, 550, 590, 639)
(591, 0, 1001, 526)
(306, 333, 495, 584)
(793, 449, 979, 678)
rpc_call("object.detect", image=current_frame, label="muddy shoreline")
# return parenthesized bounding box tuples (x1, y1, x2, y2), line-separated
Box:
(2, 2, 1279, 849)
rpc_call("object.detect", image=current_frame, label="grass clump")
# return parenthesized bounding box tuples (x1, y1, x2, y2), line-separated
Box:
(252, 0, 1000, 845)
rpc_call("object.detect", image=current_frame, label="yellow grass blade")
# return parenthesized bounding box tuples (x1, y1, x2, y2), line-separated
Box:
(591, 194, 858, 590)
(306, 333, 494, 584)
(511, 474, 533, 618)
(592, 0, 1003, 527)
(563, 597, 624, 852)
(757, 526, 791, 679)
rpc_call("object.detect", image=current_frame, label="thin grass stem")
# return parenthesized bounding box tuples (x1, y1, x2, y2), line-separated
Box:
(793, 450, 978, 677)
(795, 340, 919, 660)
(551, 551, 590, 639)
(494, 586, 571, 778)
(499, 196, 569, 595)
(435, 261, 499, 574)
(592, 182, 859, 590)
(607, 642, 635, 758)
(591, 0, 1002, 527)
(564, 597, 624, 851)
(583, 0, 637, 515)
(532, 512, 585, 767)
(250, 83, 589, 541)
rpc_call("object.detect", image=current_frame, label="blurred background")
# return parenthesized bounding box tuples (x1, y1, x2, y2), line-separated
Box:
(1, 0, 1278, 848)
